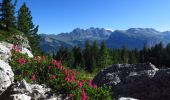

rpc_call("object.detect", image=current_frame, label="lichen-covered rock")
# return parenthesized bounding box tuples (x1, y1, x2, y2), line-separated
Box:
(15, 35, 30, 49)
(0, 41, 33, 61)
(0, 60, 14, 95)
(0, 79, 65, 100)
(118, 97, 139, 100)
(93, 63, 158, 86)
(9, 94, 31, 100)
(20, 48, 33, 58)
(93, 63, 170, 100)
(11, 79, 51, 99)
(0, 42, 12, 62)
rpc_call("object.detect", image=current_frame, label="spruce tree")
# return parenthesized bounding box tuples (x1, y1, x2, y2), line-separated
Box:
(17, 2, 40, 53)
(98, 41, 109, 68)
(17, 2, 33, 33)
(83, 40, 92, 72)
(121, 46, 128, 63)
(90, 40, 99, 70)
(1, 0, 16, 30)
(91, 40, 99, 60)
(73, 46, 84, 69)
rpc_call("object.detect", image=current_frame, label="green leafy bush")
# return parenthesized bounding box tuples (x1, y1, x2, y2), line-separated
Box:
(10, 46, 113, 100)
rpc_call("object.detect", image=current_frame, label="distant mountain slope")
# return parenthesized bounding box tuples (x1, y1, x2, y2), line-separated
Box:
(106, 28, 167, 49)
(40, 27, 112, 53)
(40, 28, 170, 53)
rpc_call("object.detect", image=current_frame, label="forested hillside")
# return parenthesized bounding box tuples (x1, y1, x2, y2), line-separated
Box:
(0, 0, 40, 54)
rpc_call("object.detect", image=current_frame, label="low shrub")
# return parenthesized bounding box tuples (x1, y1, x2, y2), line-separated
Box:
(10, 46, 113, 100)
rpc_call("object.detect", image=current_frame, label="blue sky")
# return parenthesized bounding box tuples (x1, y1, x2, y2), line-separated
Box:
(15, 0, 170, 34)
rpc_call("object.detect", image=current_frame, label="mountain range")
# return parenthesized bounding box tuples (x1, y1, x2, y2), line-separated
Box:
(40, 27, 170, 53)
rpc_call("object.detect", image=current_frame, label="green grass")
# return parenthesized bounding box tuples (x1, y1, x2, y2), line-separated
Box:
(0, 27, 24, 44)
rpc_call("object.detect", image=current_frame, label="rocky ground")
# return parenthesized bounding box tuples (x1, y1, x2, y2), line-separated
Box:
(93, 63, 170, 100)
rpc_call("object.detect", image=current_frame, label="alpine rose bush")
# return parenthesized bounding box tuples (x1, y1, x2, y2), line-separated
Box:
(10, 47, 113, 100)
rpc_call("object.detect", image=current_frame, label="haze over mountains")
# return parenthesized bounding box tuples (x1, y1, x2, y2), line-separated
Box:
(40, 27, 170, 53)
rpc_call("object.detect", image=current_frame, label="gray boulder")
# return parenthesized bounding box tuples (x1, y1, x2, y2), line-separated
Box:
(118, 97, 139, 100)
(0, 79, 68, 100)
(15, 35, 30, 49)
(0, 42, 13, 62)
(0, 60, 14, 95)
(9, 94, 31, 100)
(93, 63, 170, 100)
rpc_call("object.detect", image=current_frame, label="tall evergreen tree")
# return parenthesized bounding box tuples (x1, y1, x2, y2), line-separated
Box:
(17, 2, 32, 33)
(121, 46, 128, 63)
(17, 2, 40, 53)
(91, 40, 99, 70)
(0, 0, 16, 30)
(73, 46, 84, 69)
(83, 40, 92, 72)
(143, 43, 149, 62)
(128, 51, 137, 64)
(91, 40, 99, 60)
(28, 25, 40, 53)
(98, 41, 109, 68)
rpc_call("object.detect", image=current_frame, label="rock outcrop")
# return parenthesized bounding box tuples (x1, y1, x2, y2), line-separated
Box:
(0, 38, 34, 99)
(0, 40, 66, 100)
(0, 42, 13, 62)
(0, 60, 14, 95)
(118, 97, 139, 100)
(15, 35, 31, 49)
(93, 63, 170, 100)
(0, 79, 63, 100)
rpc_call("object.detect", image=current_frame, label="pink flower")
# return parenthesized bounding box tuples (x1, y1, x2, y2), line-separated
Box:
(18, 58, 26, 64)
(58, 65, 63, 70)
(87, 80, 93, 87)
(12, 45, 21, 52)
(68, 94, 74, 98)
(31, 74, 36, 81)
(50, 75, 56, 80)
(78, 82, 83, 88)
(65, 77, 70, 81)
(81, 89, 88, 100)
(34, 56, 41, 63)
(71, 75, 76, 81)
(64, 69, 68, 76)
(12, 45, 16, 49)
(15, 48, 21, 52)
(93, 84, 97, 88)
(48, 66, 52, 70)
(52, 59, 57, 65)
(81, 80, 85, 83)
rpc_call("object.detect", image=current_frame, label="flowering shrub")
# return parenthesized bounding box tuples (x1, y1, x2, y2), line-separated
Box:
(10, 47, 113, 100)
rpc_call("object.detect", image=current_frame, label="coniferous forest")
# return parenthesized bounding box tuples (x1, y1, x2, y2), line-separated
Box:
(53, 41, 170, 73)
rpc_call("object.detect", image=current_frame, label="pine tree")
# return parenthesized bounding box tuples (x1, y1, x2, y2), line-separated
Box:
(29, 25, 40, 53)
(98, 41, 109, 68)
(17, 2, 40, 53)
(0, 0, 16, 30)
(143, 43, 149, 62)
(128, 51, 137, 64)
(17, 2, 34, 34)
(55, 45, 73, 67)
(165, 43, 170, 66)
(90, 40, 99, 70)
(91, 40, 99, 60)
(73, 46, 84, 69)
(121, 46, 128, 63)
(83, 40, 92, 72)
